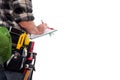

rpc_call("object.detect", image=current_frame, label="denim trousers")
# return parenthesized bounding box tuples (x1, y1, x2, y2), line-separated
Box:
(0, 64, 24, 80)
(0, 70, 24, 80)
(0, 71, 7, 80)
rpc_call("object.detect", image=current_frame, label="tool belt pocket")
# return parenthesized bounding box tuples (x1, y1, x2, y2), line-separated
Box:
(4, 51, 25, 72)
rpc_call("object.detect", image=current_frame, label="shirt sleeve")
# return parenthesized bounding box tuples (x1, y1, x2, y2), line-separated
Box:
(13, 0, 34, 22)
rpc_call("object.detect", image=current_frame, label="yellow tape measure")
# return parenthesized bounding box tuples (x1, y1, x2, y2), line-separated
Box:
(16, 33, 30, 50)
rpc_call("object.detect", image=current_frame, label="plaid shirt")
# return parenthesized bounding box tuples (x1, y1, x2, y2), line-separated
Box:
(0, 0, 34, 30)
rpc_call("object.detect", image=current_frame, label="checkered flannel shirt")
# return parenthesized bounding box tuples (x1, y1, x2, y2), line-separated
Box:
(0, 0, 34, 30)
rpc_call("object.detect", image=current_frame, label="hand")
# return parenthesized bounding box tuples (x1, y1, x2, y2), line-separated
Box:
(37, 22, 48, 34)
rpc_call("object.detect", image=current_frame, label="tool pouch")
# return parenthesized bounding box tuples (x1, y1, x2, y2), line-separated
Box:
(4, 28, 30, 72)
(4, 51, 25, 72)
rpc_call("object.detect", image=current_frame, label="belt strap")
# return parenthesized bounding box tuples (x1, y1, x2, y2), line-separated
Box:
(7, 27, 25, 35)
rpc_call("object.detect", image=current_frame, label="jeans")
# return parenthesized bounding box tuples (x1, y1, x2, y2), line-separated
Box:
(0, 70, 24, 80)
(0, 64, 7, 80)
(4, 71, 24, 80)
(0, 71, 7, 80)
(0, 64, 24, 80)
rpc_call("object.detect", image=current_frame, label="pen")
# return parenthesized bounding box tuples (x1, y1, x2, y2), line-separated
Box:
(41, 20, 44, 24)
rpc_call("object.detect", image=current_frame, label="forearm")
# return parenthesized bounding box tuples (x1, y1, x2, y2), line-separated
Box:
(19, 21, 40, 34)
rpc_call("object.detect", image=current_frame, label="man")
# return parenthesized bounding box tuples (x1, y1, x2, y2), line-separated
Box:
(0, 0, 47, 80)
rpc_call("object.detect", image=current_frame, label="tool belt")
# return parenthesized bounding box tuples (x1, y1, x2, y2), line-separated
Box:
(4, 27, 36, 73)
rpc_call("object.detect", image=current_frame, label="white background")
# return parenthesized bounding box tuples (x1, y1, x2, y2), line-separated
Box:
(32, 0, 120, 80)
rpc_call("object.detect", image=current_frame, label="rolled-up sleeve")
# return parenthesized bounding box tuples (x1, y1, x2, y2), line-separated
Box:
(13, 0, 34, 22)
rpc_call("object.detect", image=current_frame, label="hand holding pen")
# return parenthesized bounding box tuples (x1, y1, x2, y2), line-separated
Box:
(41, 20, 55, 30)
